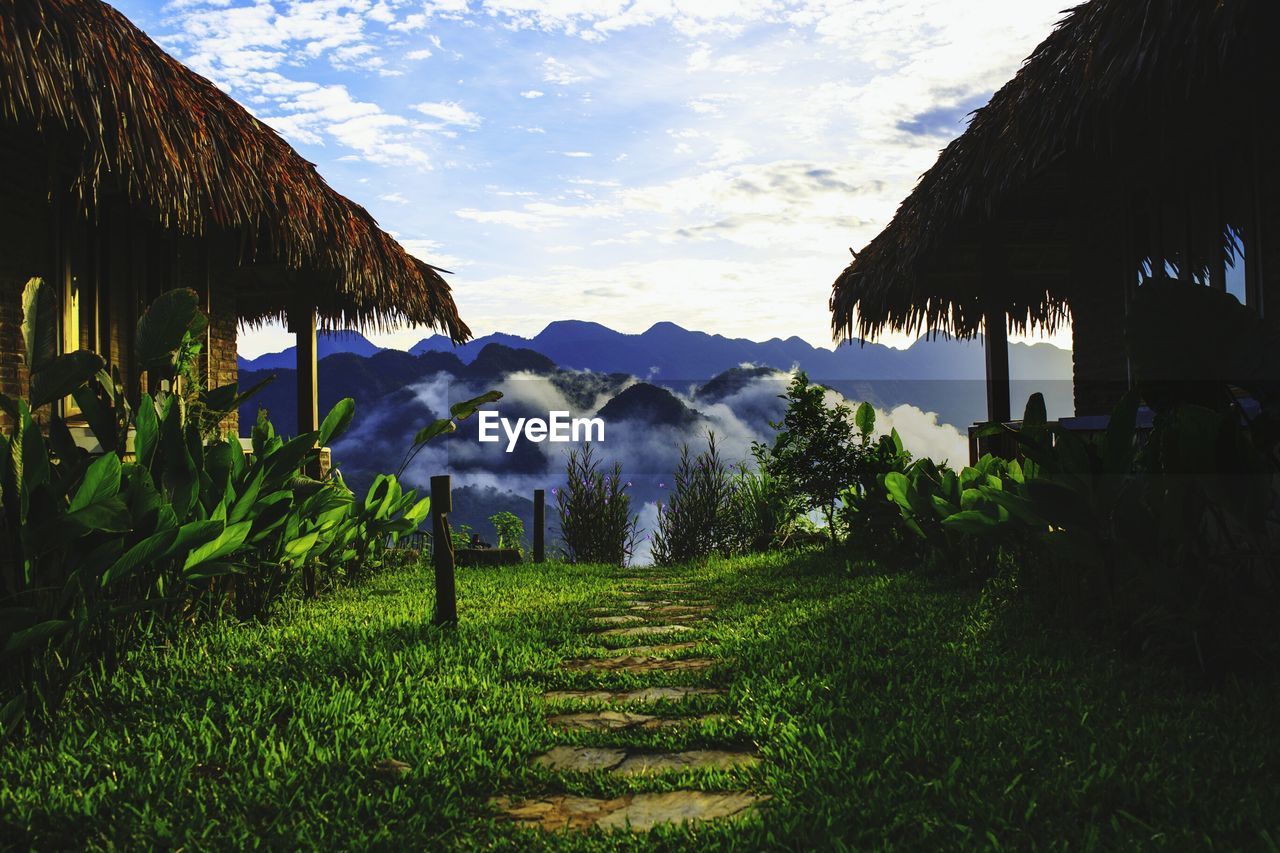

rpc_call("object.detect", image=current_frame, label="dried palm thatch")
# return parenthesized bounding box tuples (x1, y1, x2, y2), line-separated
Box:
(830, 0, 1276, 343)
(0, 0, 470, 342)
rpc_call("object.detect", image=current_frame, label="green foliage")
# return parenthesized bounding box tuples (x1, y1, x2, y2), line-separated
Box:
(753, 372, 861, 541)
(722, 465, 802, 554)
(489, 511, 525, 557)
(554, 444, 637, 566)
(651, 431, 736, 565)
(0, 280, 430, 734)
(450, 523, 476, 552)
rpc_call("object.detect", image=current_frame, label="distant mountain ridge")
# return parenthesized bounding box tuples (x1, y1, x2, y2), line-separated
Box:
(240, 319, 1072, 383)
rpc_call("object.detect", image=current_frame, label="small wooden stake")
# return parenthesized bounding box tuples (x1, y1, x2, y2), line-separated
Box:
(533, 488, 546, 564)
(431, 475, 457, 626)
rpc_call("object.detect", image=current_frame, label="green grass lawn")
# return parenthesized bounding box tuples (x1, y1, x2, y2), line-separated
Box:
(2, 551, 1278, 849)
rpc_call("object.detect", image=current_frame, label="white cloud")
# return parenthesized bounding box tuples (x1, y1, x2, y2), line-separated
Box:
(379, 192, 410, 204)
(541, 56, 591, 85)
(520, 89, 545, 98)
(412, 100, 483, 128)
(405, 48, 433, 60)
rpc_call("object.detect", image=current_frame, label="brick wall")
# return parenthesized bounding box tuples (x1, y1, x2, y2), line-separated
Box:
(208, 278, 238, 436)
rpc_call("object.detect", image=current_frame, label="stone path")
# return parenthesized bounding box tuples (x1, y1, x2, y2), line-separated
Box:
(491, 571, 767, 834)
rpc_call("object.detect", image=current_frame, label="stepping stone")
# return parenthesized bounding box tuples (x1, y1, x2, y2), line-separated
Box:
(599, 624, 694, 638)
(542, 686, 722, 704)
(603, 641, 698, 656)
(590, 614, 647, 626)
(533, 745, 757, 776)
(534, 745, 626, 772)
(492, 790, 767, 832)
(561, 655, 718, 674)
(615, 748, 758, 776)
(648, 604, 714, 615)
(546, 710, 725, 731)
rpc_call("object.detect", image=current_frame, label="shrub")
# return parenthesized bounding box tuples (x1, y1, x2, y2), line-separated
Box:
(722, 465, 802, 554)
(651, 431, 735, 565)
(490, 511, 525, 558)
(753, 371, 861, 543)
(0, 280, 483, 734)
(554, 444, 637, 566)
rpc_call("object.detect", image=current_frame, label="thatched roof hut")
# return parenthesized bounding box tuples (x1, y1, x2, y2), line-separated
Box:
(0, 0, 469, 341)
(829, 0, 1279, 421)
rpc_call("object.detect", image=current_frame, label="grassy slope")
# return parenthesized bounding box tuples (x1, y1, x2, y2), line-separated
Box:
(2, 551, 1278, 850)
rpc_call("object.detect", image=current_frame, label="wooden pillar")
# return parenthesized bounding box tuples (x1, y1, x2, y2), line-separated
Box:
(431, 475, 457, 626)
(984, 308, 1011, 424)
(533, 489, 545, 563)
(289, 305, 318, 434)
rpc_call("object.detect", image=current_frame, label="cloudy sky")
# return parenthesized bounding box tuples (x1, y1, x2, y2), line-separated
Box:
(115, 0, 1072, 357)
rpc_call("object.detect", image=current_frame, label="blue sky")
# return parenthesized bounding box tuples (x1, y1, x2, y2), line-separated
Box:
(114, 0, 1070, 357)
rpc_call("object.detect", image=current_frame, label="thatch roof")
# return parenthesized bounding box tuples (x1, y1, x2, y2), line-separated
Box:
(0, 0, 470, 342)
(830, 0, 1277, 342)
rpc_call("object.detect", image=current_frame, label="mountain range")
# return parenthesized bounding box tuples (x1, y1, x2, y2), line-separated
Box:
(241, 319, 1072, 383)
(234, 321, 1075, 554)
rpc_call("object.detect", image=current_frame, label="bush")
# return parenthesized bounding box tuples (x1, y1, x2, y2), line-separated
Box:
(651, 431, 735, 565)
(0, 280, 483, 735)
(554, 444, 638, 566)
(722, 465, 802, 554)
(851, 280, 1280, 670)
(490, 511, 525, 558)
(753, 371, 862, 543)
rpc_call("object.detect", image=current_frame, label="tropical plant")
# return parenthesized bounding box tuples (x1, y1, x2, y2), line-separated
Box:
(554, 444, 638, 566)
(0, 280, 450, 735)
(490, 511, 525, 557)
(835, 403, 916, 554)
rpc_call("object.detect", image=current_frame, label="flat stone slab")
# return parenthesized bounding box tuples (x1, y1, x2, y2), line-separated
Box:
(542, 686, 723, 704)
(647, 604, 715, 616)
(599, 624, 694, 638)
(546, 710, 726, 731)
(492, 790, 767, 832)
(590, 614, 647, 626)
(533, 745, 758, 776)
(561, 655, 718, 674)
(604, 641, 698, 656)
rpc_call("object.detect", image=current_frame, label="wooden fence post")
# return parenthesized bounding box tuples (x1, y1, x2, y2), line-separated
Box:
(431, 475, 457, 626)
(533, 488, 545, 564)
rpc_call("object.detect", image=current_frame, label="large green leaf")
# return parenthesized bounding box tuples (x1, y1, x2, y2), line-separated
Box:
(135, 288, 208, 377)
(69, 453, 122, 512)
(3, 619, 70, 654)
(183, 520, 252, 573)
(854, 401, 875, 437)
(65, 495, 132, 534)
(21, 277, 56, 375)
(102, 527, 180, 587)
(411, 419, 456, 446)
(134, 397, 160, 470)
(30, 350, 105, 409)
(318, 397, 356, 447)
(449, 390, 503, 420)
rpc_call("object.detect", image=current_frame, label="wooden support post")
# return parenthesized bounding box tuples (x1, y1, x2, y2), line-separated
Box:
(984, 307, 1011, 425)
(533, 489, 545, 564)
(431, 475, 457, 626)
(289, 306, 318, 435)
